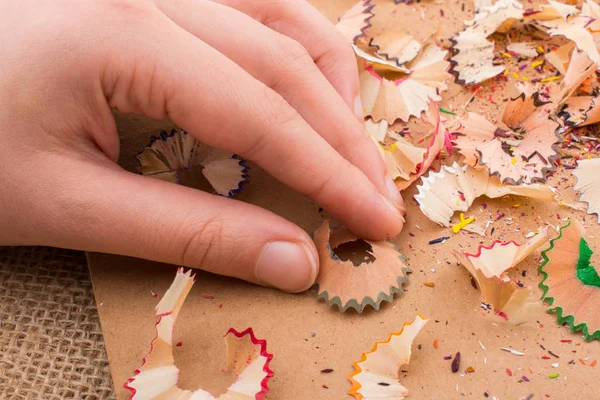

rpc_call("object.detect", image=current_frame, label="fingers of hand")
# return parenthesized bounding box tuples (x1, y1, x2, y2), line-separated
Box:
(100, 5, 404, 238)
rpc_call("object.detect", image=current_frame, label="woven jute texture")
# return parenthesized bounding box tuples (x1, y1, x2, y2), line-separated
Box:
(0, 246, 114, 399)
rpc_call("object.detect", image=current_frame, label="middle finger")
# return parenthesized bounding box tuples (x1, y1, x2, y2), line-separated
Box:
(153, 0, 403, 212)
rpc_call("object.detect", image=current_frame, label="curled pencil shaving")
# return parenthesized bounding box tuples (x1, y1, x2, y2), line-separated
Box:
(415, 162, 557, 226)
(455, 234, 550, 324)
(136, 129, 248, 197)
(348, 315, 429, 399)
(124, 268, 274, 399)
(375, 101, 452, 190)
(359, 44, 450, 122)
(311, 220, 411, 313)
(539, 219, 600, 341)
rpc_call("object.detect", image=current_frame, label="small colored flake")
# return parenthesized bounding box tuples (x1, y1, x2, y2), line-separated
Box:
(429, 236, 450, 245)
(439, 107, 456, 115)
(424, 282, 435, 287)
(466, 366, 475, 373)
(591, 360, 597, 367)
(541, 76, 561, 82)
(548, 373, 559, 379)
(452, 213, 475, 233)
(506, 368, 513, 376)
(451, 352, 461, 372)
(434, 339, 439, 349)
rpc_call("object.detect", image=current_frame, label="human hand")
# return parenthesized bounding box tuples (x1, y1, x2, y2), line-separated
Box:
(0, 0, 405, 293)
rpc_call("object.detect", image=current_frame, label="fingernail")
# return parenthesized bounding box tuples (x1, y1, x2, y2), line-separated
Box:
(255, 241, 318, 293)
(354, 94, 364, 120)
(380, 194, 404, 221)
(385, 175, 405, 213)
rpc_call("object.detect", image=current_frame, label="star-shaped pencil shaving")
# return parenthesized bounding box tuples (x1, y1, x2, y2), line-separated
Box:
(367, 29, 422, 68)
(348, 315, 429, 399)
(574, 158, 600, 221)
(311, 220, 411, 313)
(359, 44, 450, 122)
(415, 162, 557, 227)
(456, 107, 560, 185)
(335, 0, 375, 44)
(461, 49, 596, 184)
(454, 232, 549, 324)
(137, 129, 249, 197)
(124, 268, 273, 400)
(449, 0, 524, 85)
(539, 219, 600, 341)
(376, 101, 452, 190)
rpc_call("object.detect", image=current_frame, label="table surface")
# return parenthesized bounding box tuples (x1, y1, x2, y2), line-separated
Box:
(89, 1, 600, 398)
(4, 1, 600, 399)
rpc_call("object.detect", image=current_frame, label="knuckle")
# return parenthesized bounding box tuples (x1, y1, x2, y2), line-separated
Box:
(306, 169, 335, 202)
(317, 39, 357, 82)
(280, 37, 311, 62)
(242, 93, 300, 160)
(180, 216, 226, 270)
(103, 0, 156, 18)
(264, 96, 301, 132)
(267, 37, 314, 81)
(258, 0, 299, 23)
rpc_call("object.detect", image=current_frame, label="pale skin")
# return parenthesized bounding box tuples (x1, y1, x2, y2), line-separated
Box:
(0, 0, 405, 293)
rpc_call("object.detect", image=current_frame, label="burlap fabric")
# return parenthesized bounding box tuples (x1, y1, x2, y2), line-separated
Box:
(0, 246, 114, 399)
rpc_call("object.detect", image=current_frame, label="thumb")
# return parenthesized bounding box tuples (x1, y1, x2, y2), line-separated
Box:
(27, 156, 319, 293)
